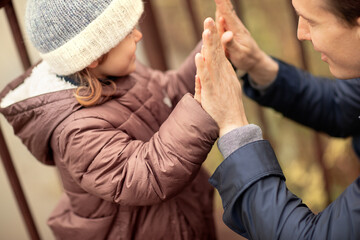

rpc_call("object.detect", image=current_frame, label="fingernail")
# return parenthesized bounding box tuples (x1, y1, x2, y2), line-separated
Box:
(205, 17, 213, 23)
(204, 29, 211, 37)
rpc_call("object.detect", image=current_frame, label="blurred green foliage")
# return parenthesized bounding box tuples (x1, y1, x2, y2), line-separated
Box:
(152, 0, 360, 214)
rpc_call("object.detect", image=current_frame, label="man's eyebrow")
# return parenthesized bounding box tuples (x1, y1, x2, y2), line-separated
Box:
(294, 9, 316, 23)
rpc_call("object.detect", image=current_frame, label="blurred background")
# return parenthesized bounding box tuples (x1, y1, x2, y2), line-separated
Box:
(1, 0, 360, 239)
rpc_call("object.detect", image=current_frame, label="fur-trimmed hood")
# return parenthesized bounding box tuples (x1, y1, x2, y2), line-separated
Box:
(0, 62, 76, 108)
(0, 62, 80, 165)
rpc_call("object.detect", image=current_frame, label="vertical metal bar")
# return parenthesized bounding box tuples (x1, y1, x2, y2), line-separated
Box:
(287, 2, 331, 205)
(1, 1, 40, 239)
(185, 0, 201, 41)
(4, 0, 31, 70)
(0, 127, 41, 240)
(0, 0, 11, 9)
(139, 0, 168, 71)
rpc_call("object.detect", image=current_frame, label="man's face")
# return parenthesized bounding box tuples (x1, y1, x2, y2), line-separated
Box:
(293, 0, 360, 79)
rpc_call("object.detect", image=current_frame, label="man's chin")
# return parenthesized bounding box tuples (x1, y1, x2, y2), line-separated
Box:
(329, 66, 357, 80)
(328, 66, 341, 79)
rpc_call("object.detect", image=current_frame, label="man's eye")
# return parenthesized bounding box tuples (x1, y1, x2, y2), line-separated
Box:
(307, 20, 316, 27)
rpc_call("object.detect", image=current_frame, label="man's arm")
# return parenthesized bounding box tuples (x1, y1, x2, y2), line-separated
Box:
(210, 127, 360, 239)
(243, 59, 360, 137)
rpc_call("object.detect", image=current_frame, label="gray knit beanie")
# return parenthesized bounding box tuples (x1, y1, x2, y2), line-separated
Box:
(25, 0, 144, 75)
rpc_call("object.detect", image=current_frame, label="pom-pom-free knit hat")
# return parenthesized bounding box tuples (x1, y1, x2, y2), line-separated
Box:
(25, 0, 144, 75)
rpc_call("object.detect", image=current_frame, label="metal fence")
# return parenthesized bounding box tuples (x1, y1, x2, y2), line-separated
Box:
(0, 0, 350, 239)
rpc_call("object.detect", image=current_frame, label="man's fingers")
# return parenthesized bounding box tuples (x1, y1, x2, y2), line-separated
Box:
(215, 0, 237, 22)
(216, 10, 225, 36)
(219, 17, 227, 31)
(221, 31, 234, 48)
(195, 52, 210, 87)
(194, 75, 201, 103)
(203, 18, 223, 60)
(204, 18, 218, 36)
(195, 53, 205, 79)
(219, 31, 233, 56)
(202, 29, 215, 70)
(215, 0, 246, 30)
(214, 0, 235, 17)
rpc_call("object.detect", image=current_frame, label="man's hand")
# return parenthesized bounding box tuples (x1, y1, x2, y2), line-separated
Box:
(215, 0, 279, 86)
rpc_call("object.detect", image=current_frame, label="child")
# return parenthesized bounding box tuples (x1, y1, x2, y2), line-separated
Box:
(0, 0, 219, 239)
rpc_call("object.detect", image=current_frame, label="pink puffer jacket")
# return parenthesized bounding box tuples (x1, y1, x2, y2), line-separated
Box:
(0, 45, 219, 240)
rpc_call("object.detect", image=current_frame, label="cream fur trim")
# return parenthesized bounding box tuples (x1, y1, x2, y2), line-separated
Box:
(0, 62, 76, 108)
(41, 0, 144, 75)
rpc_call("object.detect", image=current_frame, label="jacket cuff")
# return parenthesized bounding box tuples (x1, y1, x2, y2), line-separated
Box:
(209, 140, 284, 209)
(242, 58, 285, 98)
(247, 75, 275, 95)
(217, 124, 263, 159)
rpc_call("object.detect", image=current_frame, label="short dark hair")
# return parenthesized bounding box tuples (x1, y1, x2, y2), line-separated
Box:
(326, 0, 360, 26)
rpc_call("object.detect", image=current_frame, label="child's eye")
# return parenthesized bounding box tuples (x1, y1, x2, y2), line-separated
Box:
(127, 29, 135, 38)
(126, 29, 134, 39)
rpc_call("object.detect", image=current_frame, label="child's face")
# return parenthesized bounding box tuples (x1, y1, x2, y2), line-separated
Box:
(91, 28, 143, 78)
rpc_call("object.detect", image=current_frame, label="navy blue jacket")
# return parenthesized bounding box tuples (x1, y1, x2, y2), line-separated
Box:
(209, 60, 360, 239)
(244, 59, 360, 155)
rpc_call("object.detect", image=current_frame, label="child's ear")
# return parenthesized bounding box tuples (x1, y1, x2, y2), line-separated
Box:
(88, 60, 99, 69)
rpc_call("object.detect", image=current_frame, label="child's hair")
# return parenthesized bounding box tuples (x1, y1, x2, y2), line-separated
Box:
(71, 55, 116, 107)
(72, 69, 116, 107)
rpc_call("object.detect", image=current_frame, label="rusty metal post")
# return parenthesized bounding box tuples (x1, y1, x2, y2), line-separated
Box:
(139, 0, 168, 71)
(185, 0, 201, 41)
(0, 128, 41, 240)
(2, 0, 31, 69)
(1, 0, 40, 239)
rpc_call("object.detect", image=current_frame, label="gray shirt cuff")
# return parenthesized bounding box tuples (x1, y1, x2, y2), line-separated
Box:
(217, 124, 263, 159)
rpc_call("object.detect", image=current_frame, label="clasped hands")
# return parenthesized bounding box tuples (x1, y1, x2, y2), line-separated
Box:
(194, 17, 248, 137)
(194, 0, 279, 136)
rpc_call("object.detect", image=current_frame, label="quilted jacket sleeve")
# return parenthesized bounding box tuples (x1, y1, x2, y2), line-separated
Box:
(242, 59, 360, 137)
(56, 94, 218, 206)
(210, 140, 360, 240)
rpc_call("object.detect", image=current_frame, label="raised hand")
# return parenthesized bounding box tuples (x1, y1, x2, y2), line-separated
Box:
(215, 0, 279, 86)
(195, 17, 248, 137)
